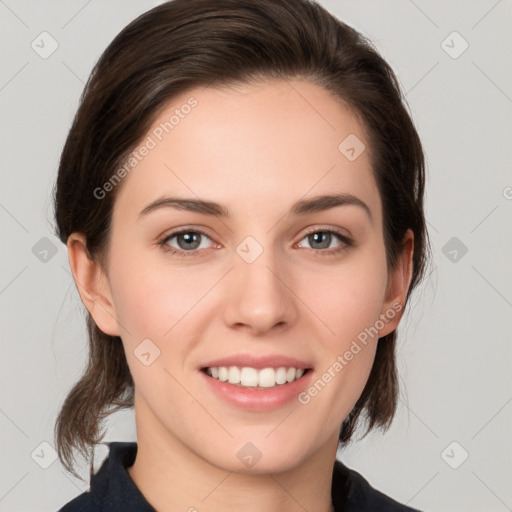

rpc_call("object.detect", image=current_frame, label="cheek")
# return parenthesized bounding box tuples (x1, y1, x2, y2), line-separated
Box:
(304, 249, 389, 346)
(108, 247, 213, 341)
(296, 246, 388, 409)
(107, 252, 211, 417)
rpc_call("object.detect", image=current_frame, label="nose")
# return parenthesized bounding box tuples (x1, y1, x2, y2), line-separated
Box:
(223, 247, 299, 336)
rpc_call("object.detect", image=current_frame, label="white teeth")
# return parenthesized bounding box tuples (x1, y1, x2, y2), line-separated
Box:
(275, 367, 287, 385)
(240, 367, 258, 386)
(286, 367, 296, 383)
(205, 365, 307, 388)
(228, 366, 241, 384)
(258, 368, 275, 388)
(218, 367, 228, 382)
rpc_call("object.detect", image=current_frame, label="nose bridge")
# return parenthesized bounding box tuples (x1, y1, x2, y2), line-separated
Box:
(223, 235, 297, 334)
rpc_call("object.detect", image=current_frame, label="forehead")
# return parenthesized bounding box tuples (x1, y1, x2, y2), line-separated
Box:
(113, 78, 381, 223)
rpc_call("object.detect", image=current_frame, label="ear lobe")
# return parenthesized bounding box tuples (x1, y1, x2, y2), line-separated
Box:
(66, 233, 121, 337)
(378, 229, 414, 338)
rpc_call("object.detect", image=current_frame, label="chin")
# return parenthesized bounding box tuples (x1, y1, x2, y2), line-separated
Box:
(200, 437, 313, 475)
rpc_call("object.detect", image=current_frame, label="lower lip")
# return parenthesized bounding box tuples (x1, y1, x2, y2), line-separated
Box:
(199, 369, 313, 411)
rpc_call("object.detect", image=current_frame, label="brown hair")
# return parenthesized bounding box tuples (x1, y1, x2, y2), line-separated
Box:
(53, 0, 430, 478)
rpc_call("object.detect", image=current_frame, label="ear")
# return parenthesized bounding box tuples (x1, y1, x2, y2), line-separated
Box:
(66, 232, 121, 337)
(377, 229, 414, 337)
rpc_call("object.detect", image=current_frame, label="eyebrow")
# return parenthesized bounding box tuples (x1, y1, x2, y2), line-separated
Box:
(139, 193, 372, 222)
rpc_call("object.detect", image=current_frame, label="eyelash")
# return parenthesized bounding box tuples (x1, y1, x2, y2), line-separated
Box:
(158, 227, 353, 259)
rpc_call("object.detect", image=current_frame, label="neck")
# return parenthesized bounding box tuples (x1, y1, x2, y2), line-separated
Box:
(128, 398, 338, 512)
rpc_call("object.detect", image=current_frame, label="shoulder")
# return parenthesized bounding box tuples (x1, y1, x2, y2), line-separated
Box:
(332, 459, 424, 512)
(58, 492, 97, 512)
(57, 442, 146, 512)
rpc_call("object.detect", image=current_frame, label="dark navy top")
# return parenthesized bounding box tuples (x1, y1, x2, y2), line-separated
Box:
(58, 442, 422, 511)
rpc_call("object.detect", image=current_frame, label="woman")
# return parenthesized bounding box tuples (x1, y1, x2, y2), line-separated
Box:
(54, 0, 430, 510)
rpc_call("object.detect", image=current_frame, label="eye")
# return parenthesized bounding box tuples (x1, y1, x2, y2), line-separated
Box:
(159, 228, 214, 257)
(297, 229, 352, 256)
(158, 227, 353, 258)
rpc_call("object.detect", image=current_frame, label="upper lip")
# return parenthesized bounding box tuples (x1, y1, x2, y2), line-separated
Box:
(201, 354, 312, 370)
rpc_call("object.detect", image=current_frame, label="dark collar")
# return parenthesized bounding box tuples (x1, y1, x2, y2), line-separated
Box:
(88, 442, 153, 511)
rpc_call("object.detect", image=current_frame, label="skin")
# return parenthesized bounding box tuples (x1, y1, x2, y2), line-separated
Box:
(67, 78, 413, 512)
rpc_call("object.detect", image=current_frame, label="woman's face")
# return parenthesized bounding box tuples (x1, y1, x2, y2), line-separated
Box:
(84, 78, 411, 473)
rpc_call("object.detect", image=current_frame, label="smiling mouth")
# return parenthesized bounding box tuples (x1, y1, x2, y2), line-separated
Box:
(201, 366, 312, 389)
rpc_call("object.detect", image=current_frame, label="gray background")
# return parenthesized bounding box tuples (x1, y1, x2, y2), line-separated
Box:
(1, 1, 511, 511)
